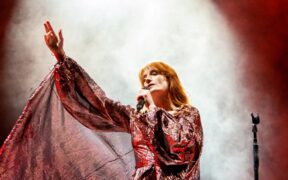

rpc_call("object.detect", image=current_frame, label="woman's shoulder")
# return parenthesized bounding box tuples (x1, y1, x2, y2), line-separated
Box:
(179, 104, 200, 114)
(169, 105, 201, 126)
(171, 104, 200, 121)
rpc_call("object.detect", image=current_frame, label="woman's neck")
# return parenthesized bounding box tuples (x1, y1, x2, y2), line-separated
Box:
(153, 93, 175, 111)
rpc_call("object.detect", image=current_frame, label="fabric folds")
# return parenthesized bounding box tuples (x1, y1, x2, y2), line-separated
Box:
(0, 57, 203, 180)
(0, 65, 134, 180)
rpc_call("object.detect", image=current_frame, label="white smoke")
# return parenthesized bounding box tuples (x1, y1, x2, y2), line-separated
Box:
(4, 0, 252, 179)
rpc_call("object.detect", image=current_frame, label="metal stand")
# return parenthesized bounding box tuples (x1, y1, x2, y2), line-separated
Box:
(251, 113, 260, 180)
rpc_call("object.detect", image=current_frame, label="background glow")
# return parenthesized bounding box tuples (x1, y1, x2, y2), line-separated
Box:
(4, 0, 252, 179)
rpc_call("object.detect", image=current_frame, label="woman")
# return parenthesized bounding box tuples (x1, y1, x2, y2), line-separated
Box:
(0, 21, 203, 180)
(47, 21, 203, 179)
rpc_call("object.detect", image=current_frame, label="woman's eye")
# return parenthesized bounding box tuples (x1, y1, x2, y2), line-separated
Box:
(151, 71, 158, 75)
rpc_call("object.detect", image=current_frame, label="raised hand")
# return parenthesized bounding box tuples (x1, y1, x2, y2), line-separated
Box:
(44, 21, 65, 62)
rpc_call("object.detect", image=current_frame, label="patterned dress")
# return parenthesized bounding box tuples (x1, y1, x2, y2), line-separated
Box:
(0, 57, 203, 180)
(54, 57, 203, 180)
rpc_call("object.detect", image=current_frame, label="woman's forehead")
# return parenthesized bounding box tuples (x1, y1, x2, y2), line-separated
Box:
(142, 68, 157, 79)
(143, 67, 157, 75)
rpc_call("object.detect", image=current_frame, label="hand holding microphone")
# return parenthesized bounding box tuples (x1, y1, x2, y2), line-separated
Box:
(136, 87, 155, 112)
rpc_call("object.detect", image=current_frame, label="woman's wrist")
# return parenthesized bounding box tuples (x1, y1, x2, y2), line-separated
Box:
(54, 50, 65, 62)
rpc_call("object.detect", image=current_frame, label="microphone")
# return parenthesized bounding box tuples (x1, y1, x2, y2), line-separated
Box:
(136, 98, 146, 113)
(136, 87, 149, 112)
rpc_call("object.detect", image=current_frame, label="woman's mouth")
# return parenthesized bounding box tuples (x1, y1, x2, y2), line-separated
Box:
(148, 84, 154, 89)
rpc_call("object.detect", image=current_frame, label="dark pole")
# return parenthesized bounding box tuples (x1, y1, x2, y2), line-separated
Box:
(251, 113, 260, 180)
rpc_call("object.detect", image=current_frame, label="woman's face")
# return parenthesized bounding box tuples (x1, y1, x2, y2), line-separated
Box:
(143, 67, 169, 96)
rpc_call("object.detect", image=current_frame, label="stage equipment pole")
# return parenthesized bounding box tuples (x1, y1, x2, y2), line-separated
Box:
(251, 113, 260, 180)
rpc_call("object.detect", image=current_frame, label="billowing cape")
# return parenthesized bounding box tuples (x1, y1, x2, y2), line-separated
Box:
(0, 64, 135, 179)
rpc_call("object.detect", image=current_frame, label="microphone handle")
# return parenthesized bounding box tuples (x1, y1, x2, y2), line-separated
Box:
(136, 98, 145, 112)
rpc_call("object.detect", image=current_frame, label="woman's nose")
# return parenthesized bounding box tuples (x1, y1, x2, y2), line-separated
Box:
(144, 78, 151, 85)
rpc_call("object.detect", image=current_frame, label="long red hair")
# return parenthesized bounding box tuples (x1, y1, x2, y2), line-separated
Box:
(139, 61, 189, 107)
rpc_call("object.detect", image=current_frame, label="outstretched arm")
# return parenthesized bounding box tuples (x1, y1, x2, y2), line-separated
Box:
(53, 57, 133, 133)
(43, 21, 133, 133)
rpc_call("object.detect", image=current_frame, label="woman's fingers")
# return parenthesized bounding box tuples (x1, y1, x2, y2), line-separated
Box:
(58, 29, 63, 43)
(44, 21, 57, 44)
(46, 21, 57, 37)
(44, 23, 49, 33)
(136, 89, 149, 101)
(58, 29, 64, 50)
(44, 35, 48, 44)
(58, 29, 63, 40)
(44, 21, 53, 34)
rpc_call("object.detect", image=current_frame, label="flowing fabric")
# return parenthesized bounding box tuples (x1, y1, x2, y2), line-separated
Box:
(0, 65, 134, 179)
(0, 57, 203, 180)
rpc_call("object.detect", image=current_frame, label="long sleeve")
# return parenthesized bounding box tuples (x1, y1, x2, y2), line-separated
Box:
(54, 56, 133, 133)
(0, 60, 135, 179)
(145, 105, 203, 167)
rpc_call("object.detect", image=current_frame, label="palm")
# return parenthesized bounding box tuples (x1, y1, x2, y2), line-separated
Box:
(47, 33, 58, 48)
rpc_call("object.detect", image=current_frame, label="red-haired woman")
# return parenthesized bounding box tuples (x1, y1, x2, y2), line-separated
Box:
(45, 21, 203, 179)
(0, 21, 202, 179)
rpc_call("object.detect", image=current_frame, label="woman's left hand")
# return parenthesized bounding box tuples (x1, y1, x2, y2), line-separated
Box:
(44, 21, 65, 62)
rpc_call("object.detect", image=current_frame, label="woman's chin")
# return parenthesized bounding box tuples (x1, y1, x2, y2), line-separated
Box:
(149, 87, 159, 93)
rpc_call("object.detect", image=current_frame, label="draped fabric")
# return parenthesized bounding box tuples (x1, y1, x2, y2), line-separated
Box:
(0, 66, 134, 179)
(0, 57, 203, 180)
